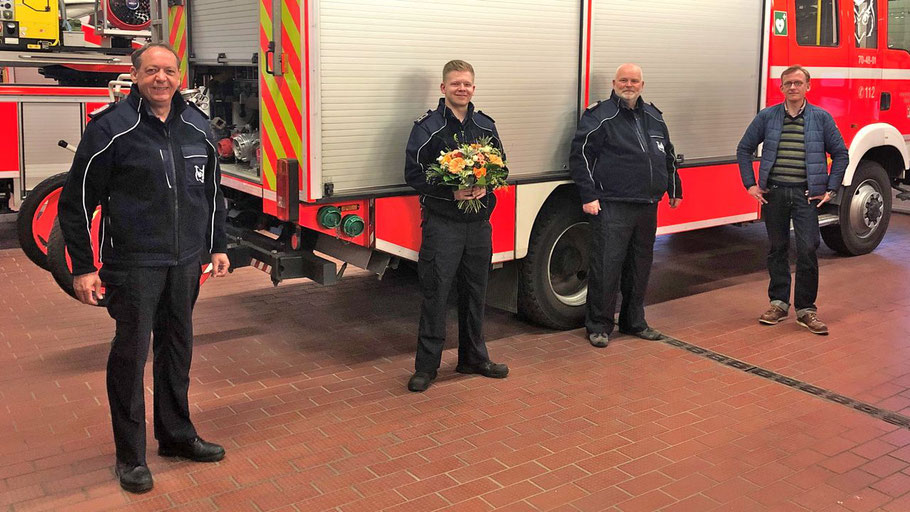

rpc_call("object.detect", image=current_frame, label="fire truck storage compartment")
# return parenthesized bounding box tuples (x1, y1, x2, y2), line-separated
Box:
(21, 102, 82, 190)
(195, 65, 261, 181)
(315, 1, 579, 196)
(188, 0, 259, 65)
(587, 1, 764, 164)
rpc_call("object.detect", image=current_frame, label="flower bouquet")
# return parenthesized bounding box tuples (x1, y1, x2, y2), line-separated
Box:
(426, 136, 508, 214)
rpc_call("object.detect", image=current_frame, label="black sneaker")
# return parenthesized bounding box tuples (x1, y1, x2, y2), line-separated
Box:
(115, 462, 153, 494)
(407, 371, 437, 392)
(455, 361, 509, 379)
(158, 437, 225, 462)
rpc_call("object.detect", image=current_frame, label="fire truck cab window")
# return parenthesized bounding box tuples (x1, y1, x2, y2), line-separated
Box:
(796, 0, 840, 46)
(855, 0, 877, 48)
(889, 0, 910, 52)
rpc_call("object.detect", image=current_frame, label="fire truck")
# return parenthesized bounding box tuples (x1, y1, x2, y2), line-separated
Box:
(8, 0, 910, 330)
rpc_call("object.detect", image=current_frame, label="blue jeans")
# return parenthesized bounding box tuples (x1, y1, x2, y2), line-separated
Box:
(762, 185, 820, 314)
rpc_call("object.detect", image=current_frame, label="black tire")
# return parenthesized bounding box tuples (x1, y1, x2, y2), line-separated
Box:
(47, 219, 80, 302)
(821, 160, 891, 256)
(16, 172, 69, 270)
(517, 196, 589, 330)
(48, 219, 105, 307)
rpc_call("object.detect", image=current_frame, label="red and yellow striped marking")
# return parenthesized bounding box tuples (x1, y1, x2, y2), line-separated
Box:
(168, 5, 189, 89)
(259, 0, 305, 209)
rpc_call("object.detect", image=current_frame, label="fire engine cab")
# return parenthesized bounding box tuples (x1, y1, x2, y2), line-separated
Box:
(7, 0, 910, 330)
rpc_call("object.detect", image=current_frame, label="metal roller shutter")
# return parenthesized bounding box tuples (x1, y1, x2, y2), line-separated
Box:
(188, 0, 259, 66)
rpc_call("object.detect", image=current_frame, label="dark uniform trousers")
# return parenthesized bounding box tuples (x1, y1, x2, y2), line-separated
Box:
(102, 261, 201, 466)
(586, 201, 658, 336)
(762, 185, 820, 312)
(415, 212, 492, 373)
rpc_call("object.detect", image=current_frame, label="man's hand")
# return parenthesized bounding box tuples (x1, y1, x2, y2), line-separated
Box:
(454, 186, 487, 201)
(747, 185, 768, 205)
(582, 199, 601, 215)
(809, 191, 833, 208)
(211, 253, 230, 277)
(73, 272, 103, 305)
(669, 198, 682, 209)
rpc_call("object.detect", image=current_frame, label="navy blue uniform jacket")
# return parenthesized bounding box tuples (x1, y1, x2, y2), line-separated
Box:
(58, 85, 227, 276)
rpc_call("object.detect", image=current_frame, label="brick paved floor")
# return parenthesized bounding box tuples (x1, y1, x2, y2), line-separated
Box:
(2, 214, 910, 511)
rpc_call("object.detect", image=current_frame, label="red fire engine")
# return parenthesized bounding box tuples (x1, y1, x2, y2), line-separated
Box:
(7, 0, 910, 329)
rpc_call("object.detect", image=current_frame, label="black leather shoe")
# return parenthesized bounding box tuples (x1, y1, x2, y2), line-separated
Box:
(158, 437, 225, 462)
(408, 371, 437, 392)
(621, 327, 663, 341)
(455, 361, 509, 379)
(115, 462, 153, 494)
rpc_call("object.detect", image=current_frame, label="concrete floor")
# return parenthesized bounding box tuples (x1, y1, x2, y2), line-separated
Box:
(2, 213, 910, 511)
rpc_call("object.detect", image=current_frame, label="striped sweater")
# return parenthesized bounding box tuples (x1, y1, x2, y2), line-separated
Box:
(769, 112, 807, 186)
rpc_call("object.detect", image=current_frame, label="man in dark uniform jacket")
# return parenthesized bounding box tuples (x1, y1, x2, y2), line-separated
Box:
(403, 59, 510, 392)
(569, 63, 683, 348)
(58, 43, 230, 493)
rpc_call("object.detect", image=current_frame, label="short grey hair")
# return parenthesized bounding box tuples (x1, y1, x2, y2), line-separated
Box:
(130, 42, 181, 69)
(615, 63, 643, 81)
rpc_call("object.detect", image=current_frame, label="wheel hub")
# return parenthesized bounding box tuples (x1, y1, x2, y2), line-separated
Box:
(864, 194, 883, 227)
(849, 179, 884, 238)
(547, 222, 590, 306)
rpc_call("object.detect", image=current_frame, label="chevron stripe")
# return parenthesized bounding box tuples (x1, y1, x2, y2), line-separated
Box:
(168, 6, 188, 88)
(259, 0, 303, 193)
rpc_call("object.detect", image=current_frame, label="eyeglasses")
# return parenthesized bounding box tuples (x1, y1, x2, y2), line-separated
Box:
(782, 80, 806, 89)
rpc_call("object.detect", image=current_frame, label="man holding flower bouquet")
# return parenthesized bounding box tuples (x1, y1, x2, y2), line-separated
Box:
(403, 59, 510, 392)
(569, 63, 683, 349)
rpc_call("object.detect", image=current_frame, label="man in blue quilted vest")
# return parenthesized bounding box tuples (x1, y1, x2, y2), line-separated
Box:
(736, 65, 848, 335)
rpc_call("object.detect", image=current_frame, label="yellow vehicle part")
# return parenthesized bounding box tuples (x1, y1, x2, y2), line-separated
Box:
(0, 0, 60, 49)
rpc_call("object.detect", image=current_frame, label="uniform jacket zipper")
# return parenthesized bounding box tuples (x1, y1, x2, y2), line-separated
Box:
(162, 123, 180, 264)
(630, 111, 655, 203)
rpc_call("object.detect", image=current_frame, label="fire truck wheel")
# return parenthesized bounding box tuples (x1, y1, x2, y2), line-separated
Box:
(15, 172, 69, 271)
(820, 160, 891, 256)
(46, 219, 103, 306)
(518, 198, 588, 330)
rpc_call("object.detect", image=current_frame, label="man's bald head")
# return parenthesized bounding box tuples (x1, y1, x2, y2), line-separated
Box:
(613, 63, 644, 107)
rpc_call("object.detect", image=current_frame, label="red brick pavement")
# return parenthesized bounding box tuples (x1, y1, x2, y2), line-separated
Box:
(1, 214, 910, 511)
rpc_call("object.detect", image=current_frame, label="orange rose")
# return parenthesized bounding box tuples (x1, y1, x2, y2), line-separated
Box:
(473, 165, 487, 178)
(487, 154, 503, 167)
(448, 157, 466, 173)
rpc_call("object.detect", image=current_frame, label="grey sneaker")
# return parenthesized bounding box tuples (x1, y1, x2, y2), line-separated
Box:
(622, 327, 663, 340)
(759, 305, 788, 325)
(797, 312, 828, 335)
(588, 332, 609, 348)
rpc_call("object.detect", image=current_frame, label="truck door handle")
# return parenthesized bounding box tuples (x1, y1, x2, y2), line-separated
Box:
(881, 92, 891, 111)
(265, 42, 275, 75)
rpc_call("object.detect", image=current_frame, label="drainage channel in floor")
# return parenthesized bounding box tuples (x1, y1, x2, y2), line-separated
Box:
(658, 334, 910, 430)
